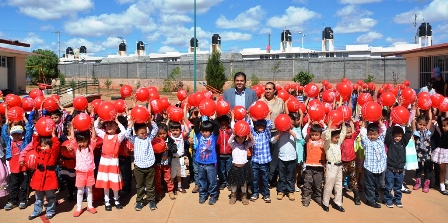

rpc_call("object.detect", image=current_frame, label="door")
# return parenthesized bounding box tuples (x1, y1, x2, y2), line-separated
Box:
(7, 57, 15, 92)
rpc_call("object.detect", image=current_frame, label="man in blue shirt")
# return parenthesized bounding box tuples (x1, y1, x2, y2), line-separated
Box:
(223, 72, 258, 110)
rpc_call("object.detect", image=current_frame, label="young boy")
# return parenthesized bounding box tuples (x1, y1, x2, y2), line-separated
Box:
(360, 122, 387, 208)
(384, 125, 412, 208)
(322, 119, 346, 212)
(216, 115, 232, 190)
(250, 119, 272, 203)
(193, 117, 219, 205)
(169, 120, 189, 194)
(302, 124, 325, 207)
(340, 119, 361, 205)
(154, 123, 177, 201)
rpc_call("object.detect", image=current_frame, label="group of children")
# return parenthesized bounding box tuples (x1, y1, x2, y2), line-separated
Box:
(1, 82, 448, 220)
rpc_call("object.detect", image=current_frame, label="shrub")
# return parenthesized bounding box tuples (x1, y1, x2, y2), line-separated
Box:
(364, 74, 375, 83)
(250, 74, 260, 87)
(293, 71, 314, 85)
(59, 73, 66, 86)
(205, 50, 226, 91)
(104, 79, 112, 89)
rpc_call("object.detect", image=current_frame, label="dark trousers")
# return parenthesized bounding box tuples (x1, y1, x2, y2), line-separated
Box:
(119, 156, 132, 193)
(416, 161, 433, 180)
(277, 160, 296, 194)
(218, 156, 232, 186)
(301, 166, 324, 205)
(133, 165, 155, 203)
(384, 169, 404, 205)
(269, 131, 279, 184)
(252, 162, 270, 197)
(8, 172, 29, 204)
(364, 168, 383, 204)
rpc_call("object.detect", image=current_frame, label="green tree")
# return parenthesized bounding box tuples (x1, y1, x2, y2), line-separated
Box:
(26, 49, 59, 84)
(163, 67, 182, 92)
(293, 71, 314, 85)
(205, 50, 226, 91)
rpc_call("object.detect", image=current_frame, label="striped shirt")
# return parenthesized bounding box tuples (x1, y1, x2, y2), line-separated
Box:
(125, 122, 158, 168)
(360, 126, 387, 173)
(250, 120, 272, 164)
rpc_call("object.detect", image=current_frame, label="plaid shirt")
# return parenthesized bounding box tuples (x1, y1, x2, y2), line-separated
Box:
(125, 122, 158, 168)
(360, 126, 387, 173)
(250, 120, 272, 164)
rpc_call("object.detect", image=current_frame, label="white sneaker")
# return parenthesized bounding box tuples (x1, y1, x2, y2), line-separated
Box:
(295, 187, 301, 192)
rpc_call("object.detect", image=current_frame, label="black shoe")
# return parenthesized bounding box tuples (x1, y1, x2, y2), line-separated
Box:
(302, 202, 310, 207)
(401, 188, 412, 194)
(353, 190, 361, 205)
(115, 202, 123, 209)
(219, 184, 226, 190)
(336, 206, 345, 212)
(199, 198, 206, 204)
(105, 203, 112, 211)
(46, 214, 55, 220)
(209, 198, 217, 205)
(369, 202, 381, 208)
(322, 205, 329, 212)
(441, 190, 448, 195)
(28, 215, 39, 220)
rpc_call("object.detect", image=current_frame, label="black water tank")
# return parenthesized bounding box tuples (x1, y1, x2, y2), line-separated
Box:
(137, 41, 145, 50)
(418, 23, 432, 37)
(66, 47, 73, 55)
(212, 34, 221, 44)
(190, 38, 198, 47)
(322, 27, 334, 40)
(119, 42, 127, 51)
(281, 30, 292, 42)
(80, 46, 87, 54)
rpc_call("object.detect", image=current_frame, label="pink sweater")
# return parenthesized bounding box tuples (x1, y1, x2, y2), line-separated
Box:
(74, 139, 97, 172)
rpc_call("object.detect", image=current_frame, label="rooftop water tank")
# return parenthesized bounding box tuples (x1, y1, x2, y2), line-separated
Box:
(212, 34, 221, 44)
(66, 47, 74, 55)
(322, 27, 334, 40)
(119, 42, 127, 52)
(190, 38, 198, 47)
(137, 41, 145, 51)
(418, 23, 432, 37)
(281, 30, 292, 42)
(80, 46, 87, 54)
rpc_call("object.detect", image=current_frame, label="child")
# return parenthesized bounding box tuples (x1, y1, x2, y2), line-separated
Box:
(341, 119, 361, 205)
(384, 125, 412, 208)
(432, 110, 448, 195)
(322, 118, 346, 212)
(250, 119, 272, 203)
(72, 128, 98, 217)
(302, 124, 325, 207)
(154, 123, 177, 201)
(21, 131, 61, 220)
(94, 116, 126, 211)
(227, 132, 255, 205)
(216, 115, 232, 191)
(117, 115, 132, 197)
(193, 117, 220, 205)
(271, 123, 298, 201)
(360, 122, 387, 208)
(290, 112, 305, 193)
(60, 121, 76, 202)
(412, 112, 433, 192)
(126, 114, 158, 211)
(169, 119, 189, 194)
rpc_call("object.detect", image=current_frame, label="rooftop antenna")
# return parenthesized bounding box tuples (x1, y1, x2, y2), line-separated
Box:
(413, 14, 417, 44)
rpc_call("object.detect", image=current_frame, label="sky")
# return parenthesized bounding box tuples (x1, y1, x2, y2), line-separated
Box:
(0, 0, 447, 57)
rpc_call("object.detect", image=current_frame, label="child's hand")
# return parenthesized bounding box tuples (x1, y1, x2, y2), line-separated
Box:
(188, 137, 193, 144)
(20, 161, 25, 167)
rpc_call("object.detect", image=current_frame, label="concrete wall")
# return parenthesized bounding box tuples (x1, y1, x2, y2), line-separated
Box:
(0, 67, 7, 89)
(406, 57, 419, 89)
(15, 57, 26, 92)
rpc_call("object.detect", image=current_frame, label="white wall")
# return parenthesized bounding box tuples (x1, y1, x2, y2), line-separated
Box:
(406, 56, 419, 89)
(0, 67, 7, 89)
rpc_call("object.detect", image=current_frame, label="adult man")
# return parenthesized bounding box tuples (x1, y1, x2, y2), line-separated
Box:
(223, 72, 258, 110)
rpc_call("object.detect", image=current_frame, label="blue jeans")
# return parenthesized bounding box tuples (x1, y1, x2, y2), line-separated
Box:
(277, 160, 296, 194)
(384, 169, 404, 205)
(198, 163, 218, 200)
(364, 169, 383, 204)
(218, 156, 232, 186)
(252, 162, 270, 197)
(32, 190, 56, 217)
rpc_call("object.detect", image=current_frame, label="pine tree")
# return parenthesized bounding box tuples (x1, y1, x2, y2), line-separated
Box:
(205, 50, 226, 91)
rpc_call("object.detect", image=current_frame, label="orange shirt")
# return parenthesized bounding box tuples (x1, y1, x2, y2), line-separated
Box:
(305, 140, 325, 166)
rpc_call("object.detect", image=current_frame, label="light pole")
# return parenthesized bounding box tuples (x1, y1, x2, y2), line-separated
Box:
(298, 31, 306, 53)
(193, 0, 197, 92)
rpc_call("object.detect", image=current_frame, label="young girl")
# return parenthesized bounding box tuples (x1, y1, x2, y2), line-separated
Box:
(227, 132, 255, 205)
(72, 126, 98, 217)
(94, 115, 126, 211)
(412, 110, 433, 193)
(432, 110, 448, 195)
(154, 123, 177, 201)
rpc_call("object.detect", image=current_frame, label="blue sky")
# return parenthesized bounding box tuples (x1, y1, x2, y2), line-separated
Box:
(0, 0, 447, 56)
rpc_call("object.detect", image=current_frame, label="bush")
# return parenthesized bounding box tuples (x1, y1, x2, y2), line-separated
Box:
(205, 50, 226, 91)
(104, 79, 112, 89)
(364, 74, 375, 83)
(163, 67, 182, 92)
(250, 74, 260, 87)
(293, 71, 314, 85)
(59, 73, 66, 86)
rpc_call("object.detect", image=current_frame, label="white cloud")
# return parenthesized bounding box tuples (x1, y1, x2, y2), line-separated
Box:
(293, 0, 308, 4)
(385, 37, 407, 43)
(7, 0, 93, 20)
(151, 0, 223, 14)
(160, 14, 192, 25)
(259, 27, 272, 34)
(334, 5, 377, 33)
(146, 32, 161, 42)
(23, 32, 45, 47)
(216, 6, 265, 31)
(220, 32, 252, 41)
(394, 0, 448, 24)
(0, 31, 4, 37)
(116, 0, 134, 4)
(64, 4, 157, 37)
(161, 26, 211, 47)
(158, 46, 176, 53)
(339, 0, 381, 4)
(102, 37, 123, 48)
(266, 6, 320, 30)
(356, 31, 383, 43)
(65, 38, 105, 53)
(40, 25, 54, 31)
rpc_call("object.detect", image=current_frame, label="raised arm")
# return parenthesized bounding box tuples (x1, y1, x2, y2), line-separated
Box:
(94, 118, 106, 139)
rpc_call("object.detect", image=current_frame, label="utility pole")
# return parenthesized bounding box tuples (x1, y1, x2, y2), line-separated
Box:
(54, 31, 61, 58)
(193, 0, 197, 92)
(413, 14, 417, 44)
(268, 33, 270, 53)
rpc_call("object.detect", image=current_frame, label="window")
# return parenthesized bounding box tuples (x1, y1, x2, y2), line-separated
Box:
(309, 53, 318, 58)
(326, 53, 334, 58)
(0, 56, 6, 67)
(285, 54, 293, 59)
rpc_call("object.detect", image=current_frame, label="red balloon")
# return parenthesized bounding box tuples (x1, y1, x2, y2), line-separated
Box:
(177, 89, 188, 101)
(120, 85, 133, 98)
(150, 99, 163, 114)
(22, 97, 35, 112)
(353, 84, 359, 91)
(368, 83, 376, 91)
(198, 98, 216, 117)
(389, 87, 399, 96)
(135, 88, 150, 102)
(160, 97, 171, 110)
(91, 99, 103, 114)
(391, 106, 410, 125)
(188, 94, 196, 107)
(5, 94, 21, 108)
(274, 114, 292, 132)
(362, 83, 368, 89)
(149, 91, 160, 100)
(29, 89, 43, 99)
(378, 87, 384, 93)
(287, 98, 301, 113)
(417, 96, 432, 110)
(418, 91, 430, 99)
(252, 85, 263, 98)
(234, 120, 251, 137)
(97, 102, 117, 121)
(26, 149, 38, 170)
(34, 96, 45, 109)
(323, 102, 332, 114)
(0, 102, 6, 114)
(114, 99, 126, 113)
(193, 92, 206, 107)
(297, 86, 304, 91)
(276, 85, 282, 91)
(356, 80, 363, 86)
(51, 94, 60, 101)
(403, 80, 410, 86)
(308, 99, 322, 108)
(131, 105, 150, 123)
(216, 100, 230, 115)
(401, 88, 416, 102)
(304, 83, 319, 98)
(43, 97, 58, 112)
(277, 89, 290, 102)
(328, 110, 343, 129)
(35, 117, 55, 137)
(7, 106, 24, 122)
(250, 101, 270, 120)
(169, 107, 184, 122)
(284, 84, 291, 91)
(204, 90, 213, 99)
(337, 82, 352, 97)
(362, 101, 382, 122)
(439, 97, 448, 112)
(380, 91, 396, 107)
(341, 78, 349, 82)
(233, 106, 246, 120)
(357, 93, 373, 106)
(322, 80, 329, 86)
(217, 96, 224, 102)
(322, 90, 335, 103)
(430, 94, 443, 108)
(336, 106, 352, 122)
(326, 83, 333, 89)
(152, 137, 167, 154)
(147, 86, 158, 93)
(73, 96, 88, 111)
(73, 113, 92, 131)
(308, 104, 325, 121)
